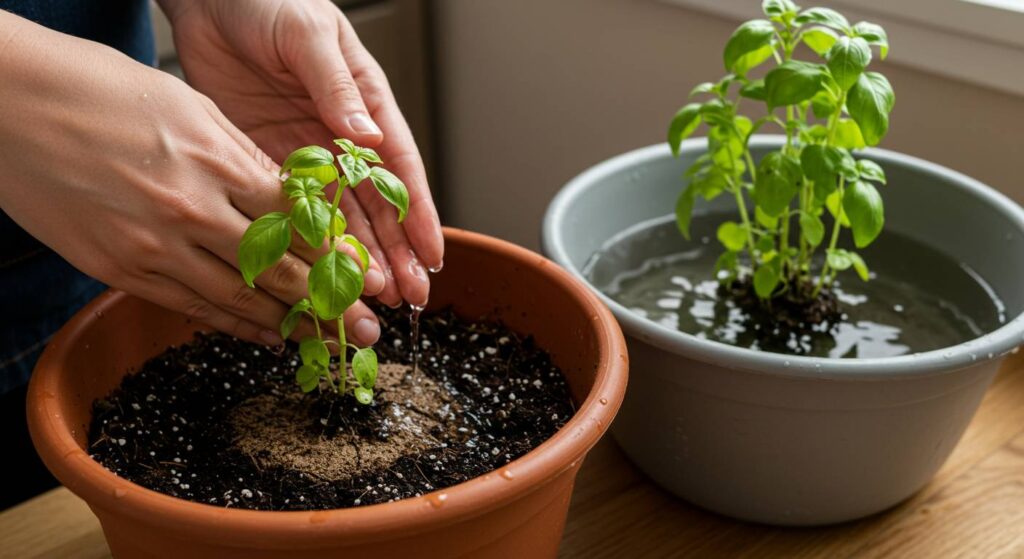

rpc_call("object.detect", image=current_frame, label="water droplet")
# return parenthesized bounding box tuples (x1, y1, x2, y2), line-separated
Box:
(500, 469, 515, 480)
(970, 353, 977, 361)
(94, 310, 104, 318)
(427, 493, 448, 508)
(943, 351, 954, 360)
(599, 398, 608, 405)
(428, 261, 444, 274)
(113, 488, 128, 499)
(988, 352, 994, 359)
(783, 361, 791, 368)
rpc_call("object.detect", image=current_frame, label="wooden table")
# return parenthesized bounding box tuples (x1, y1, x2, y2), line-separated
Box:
(4, 354, 1024, 559)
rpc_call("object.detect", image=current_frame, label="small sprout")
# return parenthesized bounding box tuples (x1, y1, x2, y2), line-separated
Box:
(238, 139, 410, 403)
(667, 2, 893, 301)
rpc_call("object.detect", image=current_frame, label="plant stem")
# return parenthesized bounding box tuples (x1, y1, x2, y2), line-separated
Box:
(813, 177, 846, 297)
(337, 318, 347, 395)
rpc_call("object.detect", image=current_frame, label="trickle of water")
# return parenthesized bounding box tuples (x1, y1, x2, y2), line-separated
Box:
(409, 303, 425, 373)
(584, 214, 1005, 359)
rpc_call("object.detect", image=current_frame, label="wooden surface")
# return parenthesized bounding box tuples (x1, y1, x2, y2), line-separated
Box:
(3, 354, 1023, 559)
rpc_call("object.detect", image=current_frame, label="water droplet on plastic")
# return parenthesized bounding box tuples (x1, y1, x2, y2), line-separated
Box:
(427, 493, 448, 508)
(783, 361, 791, 368)
(500, 469, 515, 480)
(94, 310, 104, 318)
(943, 351, 954, 360)
(970, 353, 977, 361)
(599, 398, 608, 405)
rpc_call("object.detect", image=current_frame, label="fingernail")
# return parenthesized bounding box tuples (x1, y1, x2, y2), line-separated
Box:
(365, 268, 385, 294)
(353, 318, 381, 345)
(260, 329, 284, 346)
(408, 259, 428, 283)
(347, 113, 381, 136)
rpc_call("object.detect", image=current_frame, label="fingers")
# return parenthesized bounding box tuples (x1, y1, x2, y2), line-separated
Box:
(335, 18, 444, 271)
(338, 188, 402, 306)
(343, 299, 380, 346)
(281, 19, 383, 148)
(124, 271, 275, 346)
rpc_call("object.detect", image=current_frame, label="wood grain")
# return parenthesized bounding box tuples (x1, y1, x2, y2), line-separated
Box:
(3, 354, 1023, 559)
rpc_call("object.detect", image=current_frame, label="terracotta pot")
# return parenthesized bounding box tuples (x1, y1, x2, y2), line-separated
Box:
(28, 227, 627, 558)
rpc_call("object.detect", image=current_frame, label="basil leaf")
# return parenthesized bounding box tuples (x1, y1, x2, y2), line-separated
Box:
(668, 103, 703, 156)
(843, 180, 885, 248)
(281, 146, 334, 176)
(308, 250, 364, 320)
(280, 298, 311, 339)
(354, 386, 373, 405)
(853, 21, 889, 59)
(352, 347, 378, 389)
(753, 259, 781, 298)
(723, 20, 777, 76)
(764, 60, 828, 108)
(754, 151, 802, 216)
(801, 27, 837, 56)
(338, 153, 371, 187)
(290, 194, 331, 248)
(675, 185, 697, 240)
(290, 164, 338, 187)
(368, 167, 410, 222)
(794, 7, 850, 32)
(857, 159, 886, 184)
(340, 234, 370, 272)
(847, 72, 895, 146)
(827, 36, 871, 91)
(717, 221, 748, 252)
(799, 211, 825, 246)
(299, 337, 331, 368)
(239, 212, 291, 288)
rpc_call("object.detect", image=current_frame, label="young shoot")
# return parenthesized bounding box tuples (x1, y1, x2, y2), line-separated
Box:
(237, 139, 409, 404)
(668, 0, 893, 302)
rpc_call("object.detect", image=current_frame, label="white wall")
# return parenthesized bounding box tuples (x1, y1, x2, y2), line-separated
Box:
(434, 0, 1024, 249)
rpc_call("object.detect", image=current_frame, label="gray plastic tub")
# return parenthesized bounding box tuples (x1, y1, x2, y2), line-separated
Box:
(542, 136, 1024, 525)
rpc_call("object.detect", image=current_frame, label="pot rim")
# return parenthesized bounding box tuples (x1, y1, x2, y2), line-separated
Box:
(543, 135, 1024, 380)
(27, 227, 628, 547)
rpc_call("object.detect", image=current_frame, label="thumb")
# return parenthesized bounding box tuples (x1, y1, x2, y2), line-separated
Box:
(284, 33, 383, 146)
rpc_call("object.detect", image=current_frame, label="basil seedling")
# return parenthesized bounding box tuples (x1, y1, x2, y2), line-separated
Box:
(238, 139, 409, 403)
(668, 1, 893, 300)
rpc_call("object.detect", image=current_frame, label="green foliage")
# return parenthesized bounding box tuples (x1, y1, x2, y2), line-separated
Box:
(237, 139, 410, 402)
(666, 2, 894, 302)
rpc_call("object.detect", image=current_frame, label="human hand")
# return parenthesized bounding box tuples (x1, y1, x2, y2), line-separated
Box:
(0, 13, 384, 346)
(160, 0, 444, 308)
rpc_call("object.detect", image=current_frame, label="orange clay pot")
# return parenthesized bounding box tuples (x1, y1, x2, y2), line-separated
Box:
(28, 227, 628, 559)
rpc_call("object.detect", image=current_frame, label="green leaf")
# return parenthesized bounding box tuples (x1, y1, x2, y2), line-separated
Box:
(351, 347, 378, 389)
(668, 103, 702, 157)
(827, 248, 853, 270)
(801, 27, 837, 56)
(355, 146, 382, 163)
(296, 362, 319, 384)
(853, 21, 889, 59)
(754, 151, 802, 216)
(333, 138, 356, 155)
(833, 119, 867, 149)
(290, 164, 338, 188)
(848, 251, 870, 281)
(799, 211, 825, 246)
(847, 72, 895, 146)
(825, 190, 851, 227)
(283, 176, 325, 200)
(330, 208, 348, 237)
(723, 20, 777, 76)
(857, 159, 886, 184)
(340, 234, 370, 272)
(794, 7, 850, 32)
(714, 251, 739, 279)
(281, 146, 335, 176)
(675, 186, 697, 240)
(739, 80, 767, 101)
(717, 221, 748, 252)
(699, 98, 732, 126)
(239, 212, 292, 288)
(843, 180, 885, 248)
(354, 386, 373, 405)
(689, 167, 728, 201)
(753, 260, 781, 298)
(763, 0, 799, 18)
(280, 298, 311, 339)
(290, 194, 331, 248)
(299, 338, 331, 369)
(764, 60, 829, 108)
(827, 36, 871, 91)
(296, 364, 320, 392)
(690, 82, 715, 97)
(338, 153, 371, 187)
(308, 250, 364, 320)
(368, 167, 410, 222)
(755, 205, 779, 230)
(810, 90, 837, 119)
(801, 145, 857, 200)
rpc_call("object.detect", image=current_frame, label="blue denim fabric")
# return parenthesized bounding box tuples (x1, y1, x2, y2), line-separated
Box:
(0, 0, 155, 393)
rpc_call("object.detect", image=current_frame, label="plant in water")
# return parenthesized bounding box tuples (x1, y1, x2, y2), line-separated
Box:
(238, 139, 409, 404)
(668, 0, 893, 303)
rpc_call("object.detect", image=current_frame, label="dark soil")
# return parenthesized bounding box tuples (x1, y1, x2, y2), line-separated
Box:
(87, 306, 575, 510)
(720, 277, 844, 355)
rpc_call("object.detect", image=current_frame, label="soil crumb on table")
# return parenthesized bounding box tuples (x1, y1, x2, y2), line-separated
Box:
(87, 306, 576, 510)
